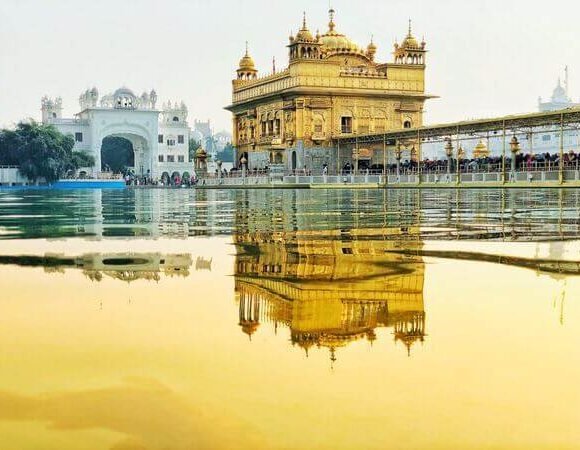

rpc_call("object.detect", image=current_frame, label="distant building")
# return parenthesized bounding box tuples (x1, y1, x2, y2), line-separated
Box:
(213, 130, 232, 152)
(539, 67, 580, 112)
(41, 87, 191, 179)
(193, 119, 212, 140)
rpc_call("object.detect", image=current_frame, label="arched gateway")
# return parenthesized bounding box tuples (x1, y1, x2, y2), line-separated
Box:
(41, 86, 191, 179)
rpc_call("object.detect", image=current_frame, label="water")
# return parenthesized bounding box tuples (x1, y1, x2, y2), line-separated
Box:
(0, 188, 579, 449)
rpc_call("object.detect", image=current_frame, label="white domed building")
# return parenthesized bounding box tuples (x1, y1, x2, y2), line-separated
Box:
(41, 87, 192, 180)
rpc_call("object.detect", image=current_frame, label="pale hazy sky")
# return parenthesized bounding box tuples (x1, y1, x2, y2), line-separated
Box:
(1, 0, 579, 132)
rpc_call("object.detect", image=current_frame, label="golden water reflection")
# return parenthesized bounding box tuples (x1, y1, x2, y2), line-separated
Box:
(0, 233, 579, 449)
(234, 228, 426, 359)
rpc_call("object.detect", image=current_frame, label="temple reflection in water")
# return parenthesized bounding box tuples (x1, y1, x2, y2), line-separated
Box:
(0, 253, 194, 282)
(234, 226, 426, 360)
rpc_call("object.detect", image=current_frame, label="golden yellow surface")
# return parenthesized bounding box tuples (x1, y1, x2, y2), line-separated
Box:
(0, 237, 579, 450)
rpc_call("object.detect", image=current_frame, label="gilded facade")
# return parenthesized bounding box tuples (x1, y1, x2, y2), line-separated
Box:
(225, 10, 434, 173)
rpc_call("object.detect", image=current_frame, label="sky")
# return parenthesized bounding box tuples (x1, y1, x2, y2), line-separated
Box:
(1, 0, 579, 133)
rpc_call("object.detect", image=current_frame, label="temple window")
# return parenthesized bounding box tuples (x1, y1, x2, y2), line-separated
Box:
(167, 155, 175, 162)
(158, 134, 164, 143)
(172, 116, 179, 122)
(178, 135, 184, 144)
(167, 139, 176, 146)
(178, 155, 185, 162)
(158, 155, 164, 162)
(75, 132, 83, 142)
(341, 116, 353, 134)
(403, 120, 412, 129)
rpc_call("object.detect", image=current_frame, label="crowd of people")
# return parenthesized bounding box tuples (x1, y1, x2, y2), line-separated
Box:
(399, 150, 580, 174)
(335, 150, 580, 175)
(99, 150, 580, 186)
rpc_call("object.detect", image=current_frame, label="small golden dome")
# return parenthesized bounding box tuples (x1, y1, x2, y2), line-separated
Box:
(238, 54, 255, 71)
(238, 42, 256, 71)
(402, 20, 420, 49)
(367, 36, 377, 55)
(473, 140, 490, 158)
(402, 35, 419, 49)
(196, 147, 207, 157)
(295, 12, 314, 41)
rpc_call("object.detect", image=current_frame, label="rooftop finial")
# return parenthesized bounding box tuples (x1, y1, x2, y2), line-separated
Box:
(302, 11, 307, 29)
(408, 19, 412, 36)
(328, 7, 336, 32)
(245, 40, 249, 56)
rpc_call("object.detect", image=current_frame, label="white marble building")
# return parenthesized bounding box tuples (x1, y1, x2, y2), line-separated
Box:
(41, 87, 192, 179)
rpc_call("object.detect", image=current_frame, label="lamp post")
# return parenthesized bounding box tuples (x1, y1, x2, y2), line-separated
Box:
(240, 155, 247, 181)
(559, 113, 565, 185)
(354, 134, 359, 176)
(445, 138, 453, 181)
(395, 141, 402, 180)
(457, 144, 464, 185)
(509, 136, 521, 182)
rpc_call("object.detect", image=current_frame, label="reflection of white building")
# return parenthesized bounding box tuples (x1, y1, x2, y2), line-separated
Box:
(41, 87, 192, 179)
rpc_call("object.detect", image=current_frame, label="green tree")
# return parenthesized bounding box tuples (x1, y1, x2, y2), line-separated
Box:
(69, 151, 96, 171)
(0, 121, 95, 183)
(188, 138, 201, 162)
(100, 136, 134, 173)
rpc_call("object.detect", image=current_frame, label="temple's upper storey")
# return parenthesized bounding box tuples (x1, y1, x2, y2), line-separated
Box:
(231, 9, 428, 100)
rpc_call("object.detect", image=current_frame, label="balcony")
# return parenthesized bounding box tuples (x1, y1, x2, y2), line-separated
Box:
(258, 136, 284, 147)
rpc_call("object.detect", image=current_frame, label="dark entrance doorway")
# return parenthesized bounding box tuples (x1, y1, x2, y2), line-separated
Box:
(101, 136, 134, 174)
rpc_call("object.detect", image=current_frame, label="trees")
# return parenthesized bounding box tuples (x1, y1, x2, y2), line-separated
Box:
(0, 121, 95, 183)
(100, 136, 133, 173)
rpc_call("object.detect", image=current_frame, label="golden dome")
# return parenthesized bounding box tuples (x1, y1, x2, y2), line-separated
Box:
(401, 20, 421, 49)
(320, 9, 365, 56)
(367, 36, 377, 58)
(295, 13, 314, 41)
(402, 34, 420, 49)
(196, 147, 207, 157)
(238, 54, 255, 71)
(238, 43, 256, 71)
(473, 140, 490, 158)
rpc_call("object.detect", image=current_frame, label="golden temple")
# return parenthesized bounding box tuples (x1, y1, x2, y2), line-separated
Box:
(226, 9, 434, 173)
